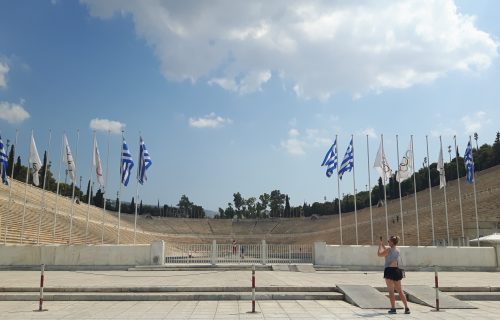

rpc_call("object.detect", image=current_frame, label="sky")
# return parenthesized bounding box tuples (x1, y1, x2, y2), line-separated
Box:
(0, 0, 499, 211)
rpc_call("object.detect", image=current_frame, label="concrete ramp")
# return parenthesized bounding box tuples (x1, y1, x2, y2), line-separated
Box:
(404, 285, 476, 309)
(337, 285, 401, 309)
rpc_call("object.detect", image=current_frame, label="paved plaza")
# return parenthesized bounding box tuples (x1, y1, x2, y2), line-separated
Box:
(0, 270, 498, 319)
(0, 300, 499, 319)
(0, 269, 499, 288)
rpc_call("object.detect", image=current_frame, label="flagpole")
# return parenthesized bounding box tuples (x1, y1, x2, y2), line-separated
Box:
(469, 136, 480, 247)
(454, 135, 464, 241)
(366, 134, 374, 245)
(68, 129, 80, 244)
(53, 133, 64, 243)
(351, 135, 358, 245)
(102, 130, 110, 244)
(37, 129, 51, 244)
(336, 135, 343, 245)
(7, 129, 18, 204)
(85, 131, 96, 244)
(133, 134, 141, 245)
(21, 130, 33, 244)
(439, 136, 450, 245)
(395, 135, 405, 245)
(117, 132, 124, 244)
(5, 129, 19, 244)
(425, 135, 435, 244)
(411, 135, 420, 246)
(381, 134, 389, 240)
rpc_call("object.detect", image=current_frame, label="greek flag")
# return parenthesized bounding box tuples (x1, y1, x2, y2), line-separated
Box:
(338, 137, 354, 180)
(321, 139, 338, 178)
(121, 138, 134, 187)
(0, 135, 8, 185)
(137, 136, 152, 185)
(464, 141, 474, 184)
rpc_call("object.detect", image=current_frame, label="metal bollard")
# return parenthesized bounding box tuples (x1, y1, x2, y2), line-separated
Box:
(251, 264, 256, 313)
(34, 264, 48, 312)
(434, 265, 440, 311)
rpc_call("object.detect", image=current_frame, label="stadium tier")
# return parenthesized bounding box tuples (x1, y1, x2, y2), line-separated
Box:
(1, 165, 499, 245)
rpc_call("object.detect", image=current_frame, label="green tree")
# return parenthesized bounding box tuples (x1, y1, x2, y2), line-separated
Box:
(7, 145, 14, 177)
(269, 190, 285, 217)
(178, 194, 192, 216)
(93, 189, 104, 208)
(130, 197, 135, 214)
(39, 151, 48, 189)
(14, 156, 22, 181)
(224, 203, 235, 219)
(84, 180, 91, 203)
(284, 195, 291, 217)
(246, 197, 257, 218)
(233, 192, 244, 212)
(139, 200, 143, 215)
(377, 177, 384, 202)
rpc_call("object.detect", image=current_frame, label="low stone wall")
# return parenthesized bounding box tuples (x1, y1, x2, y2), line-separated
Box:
(0, 240, 164, 266)
(314, 242, 499, 270)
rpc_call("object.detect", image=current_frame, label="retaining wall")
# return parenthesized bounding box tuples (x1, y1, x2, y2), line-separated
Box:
(314, 241, 499, 269)
(0, 240, 164, 266)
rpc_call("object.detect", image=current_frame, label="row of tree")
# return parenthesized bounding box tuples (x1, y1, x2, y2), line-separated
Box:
(3, 132, 499, 219)
(3, 144, 206, 218)
(215, 132, 500, 219)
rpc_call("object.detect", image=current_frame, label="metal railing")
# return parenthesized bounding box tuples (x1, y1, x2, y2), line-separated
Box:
(164, 241, 313, 265)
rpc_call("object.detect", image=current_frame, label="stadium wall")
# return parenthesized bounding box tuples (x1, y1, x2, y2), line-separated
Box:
(0, 240, 164, 266)
(314, 242, 499, 270)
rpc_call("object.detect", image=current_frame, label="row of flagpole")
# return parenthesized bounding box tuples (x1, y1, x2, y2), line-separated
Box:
(0, 130, 152, 245)
(0, 129, 484, 246)
(322, 134, 480, 246)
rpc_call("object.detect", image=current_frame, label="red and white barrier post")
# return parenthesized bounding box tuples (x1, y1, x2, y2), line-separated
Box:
(434, 265, 440, 311)
(35, 264, 47, 312)
(251, 264, 256, 313)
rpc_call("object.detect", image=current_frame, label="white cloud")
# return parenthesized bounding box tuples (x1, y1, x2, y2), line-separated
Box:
(209, 70, 271, 94)
(82, 0, 498, 100)
(461, 111, 489, 135)
(189, 112, 232, 128)
(288, 128, 300, 138)
(281, 127, 331, 156)
(360, 127, 378, 139)
(0, 62, 9, 88)
(430, 127, 457, 138)
(281, 128, 306, 155)
(89, 118, 126, 134)
(0, 101, 30, 124)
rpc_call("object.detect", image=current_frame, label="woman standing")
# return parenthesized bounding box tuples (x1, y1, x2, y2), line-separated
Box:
(377, 235, 410, 314)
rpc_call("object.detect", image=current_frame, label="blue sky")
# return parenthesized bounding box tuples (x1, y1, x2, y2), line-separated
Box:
(0, 0, 499, 211)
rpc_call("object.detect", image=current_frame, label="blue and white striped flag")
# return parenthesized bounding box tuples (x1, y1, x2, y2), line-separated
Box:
(0, 135, 8, 185)
(137, 136, 152, 185)
(321, 139, 338, 178)
(338, 137, 354, 180)
(121, 138, 134, 187)
(464, 141, 474, 184)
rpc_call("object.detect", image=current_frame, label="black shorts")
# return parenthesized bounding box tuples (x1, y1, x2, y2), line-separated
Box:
(384, 267, 403, 281)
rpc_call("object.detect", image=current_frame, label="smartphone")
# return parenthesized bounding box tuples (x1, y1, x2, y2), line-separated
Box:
(379, 236, 383, 241)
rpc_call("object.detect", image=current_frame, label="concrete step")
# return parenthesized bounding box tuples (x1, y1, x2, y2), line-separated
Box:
(0, 291, 344, 301)
(0, 286, 340, 293)
(451, 292, 500, 301)
(129, 265, 274, 271)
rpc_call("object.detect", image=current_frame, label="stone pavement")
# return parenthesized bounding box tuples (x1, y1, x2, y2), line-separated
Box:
(0, 270, 499, 288)
(0, 300, 499, 319)
(0, 270, 499, 319)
